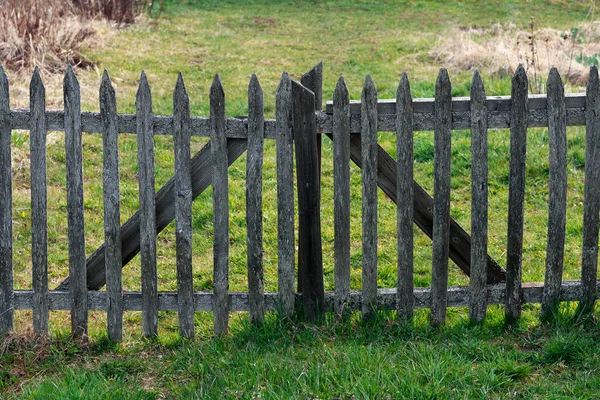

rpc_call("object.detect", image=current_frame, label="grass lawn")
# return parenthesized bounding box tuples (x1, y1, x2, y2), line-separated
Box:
(3, 0, 600, 397)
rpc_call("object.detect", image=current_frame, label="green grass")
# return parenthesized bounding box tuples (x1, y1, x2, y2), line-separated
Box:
(4, 0, 600, 397)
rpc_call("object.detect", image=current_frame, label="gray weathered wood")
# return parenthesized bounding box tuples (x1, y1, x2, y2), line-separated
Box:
(0, 66, 12, 334)
(361, 75, 378, 320)
(136, 71, 158, 337)
(469, 71, 489, 323)
(430, 68, 452, 327)
(292, 80, 324, 321)
(396, 72, 414, 320)
(173, 73, 194, 338)
(505, 65, 528, 324)
(100, 70, 123, 342)
(211, 74, 229, 335)
(246, 74, 265, 326)
(580, 66, 600, 314)
(298, 63, 323, 294)
(541, 68, 568, 321)
(64, 66, 87, 337)
(333, 77, 351, 317)
(30, 67, 48, 334)
(15, 280, 600, 312)
(55, 138, 248, 292)
(275, 72, 295, 317)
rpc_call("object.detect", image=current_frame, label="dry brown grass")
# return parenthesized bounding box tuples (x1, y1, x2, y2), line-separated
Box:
(431, 21, 600, 91)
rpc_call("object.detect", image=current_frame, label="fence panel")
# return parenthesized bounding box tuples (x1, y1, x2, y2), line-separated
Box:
(100, 71, 123, 342)
(469, 70, 488, 323)
(0, 66, 12, 334)
(333, 77, 351, 317)
(396, 72, 414, 319)
(505, 65, 528, 323)
(137, 72, 158, 337)
(173, 74, 194, 338)
(430, 69, 452, 327)
(211, 74, 230, 335)
(247, 74, 265, 325)
(30, 68, 49, 334)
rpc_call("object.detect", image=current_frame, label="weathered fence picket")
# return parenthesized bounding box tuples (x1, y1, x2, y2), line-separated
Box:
(2, 63, 600, 339)
(430, 69, 452, 327)
(333, 77, 351, 317)
(30, 67, 49, 334)
(361, 75, 378, 320)
(137, 72, 158, 337)
(64, 66, 88, 337)
(100, 71, 123, 342)
(396, 72, 414, 320)
(211, 74, 230, 335)
(469, 71, 488, 323)
(580, 66, 600, 314)
(275, 72, 295, 317)
(0, 66, 12, 334)
(541, 68, 568, 320)
(247, 74, 265, 326)
(173, 74, 194, 338)
(505, 65, 528, 323)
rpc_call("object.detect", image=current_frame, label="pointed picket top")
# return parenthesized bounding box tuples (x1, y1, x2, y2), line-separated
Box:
(588, 65, 599, 95)
(64, 65, 80, 95)
(174, 72, 189, 113)
(512, 64, 528, 92)
(248, 73, 263, 106)
(301, 62, 323, 84)
(362, 73, 376, 97)
(397, 72, 412, 108)
(276, 72, 291, 105)
(547, 67, 564, 94)
(0, 65, 8, 113)
(435, 68, 451, 98)
(30, 66, 45, 98)
(334, 76, 349, 106)
(136, 70, 151, 105)
(211, 73, 224, 103)
(471, 70, 485, 102)
(100, 70, 116, 111)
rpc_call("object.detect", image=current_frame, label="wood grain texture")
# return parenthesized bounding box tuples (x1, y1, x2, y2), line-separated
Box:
(246, 74, 265, 326)
(173, 73, 194, 338)
(64, 66, 87, 337)
(298, 63, 323, 294)
(275, 72, 295, 317)
(211, 74, 230, 335)
(505, 65, 528, 323)
(361, 75, 378, 320)
(430, 69, 452, 327)
(580, 66, 600, 314)
(0, 66, 12, 334)
(30, 67, 48, 334)
(469, 71, 489, 323)
(100, 70, 123, 342)
(541, 68, 567, 321)
(333, 77, 351, 317)
(292, 80, 324, 321)
(55, 138, 248, 292)
(396, 72, 414, 319)
(136, 71, 158, 337)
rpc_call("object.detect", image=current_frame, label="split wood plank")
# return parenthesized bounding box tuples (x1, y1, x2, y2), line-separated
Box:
(211, 74, 230, 335)
(396, 72, 414, 319)
(30, 67, 48, 334)
(541, 68, 567, 321)
(469, 71, 489, 323)
(275, 72, 295, 317)
(430, 69, 452, 327)
(64, 66, 87, 337)
(247, 74, 265, 326)
(137, 72, 158, 337)
(100, 71, 123, 342)
(505, 65, 528, 323)
(173, 73, 194, 338)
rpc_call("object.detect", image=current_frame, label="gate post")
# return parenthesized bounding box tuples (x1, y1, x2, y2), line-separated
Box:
(292, 80, 324, 321)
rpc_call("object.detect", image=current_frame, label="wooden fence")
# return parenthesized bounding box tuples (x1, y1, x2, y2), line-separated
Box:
(0, 62, 599, 341)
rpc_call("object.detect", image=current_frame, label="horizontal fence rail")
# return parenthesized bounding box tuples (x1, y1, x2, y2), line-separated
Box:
(1, 63, 600, 340)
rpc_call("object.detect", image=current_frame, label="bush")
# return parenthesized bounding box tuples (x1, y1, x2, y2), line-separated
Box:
(0, 0, 163, 72)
